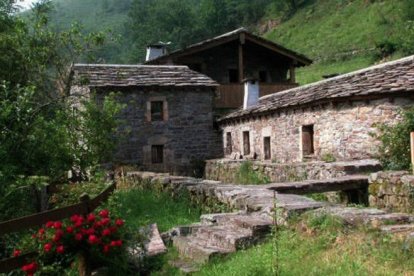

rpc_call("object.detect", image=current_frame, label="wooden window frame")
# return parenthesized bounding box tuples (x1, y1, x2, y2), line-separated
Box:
(243, 131, 250, 156)
(301, 124, 314, 157)
(263, 136, 271, 160)
(151, 145, 164, 164)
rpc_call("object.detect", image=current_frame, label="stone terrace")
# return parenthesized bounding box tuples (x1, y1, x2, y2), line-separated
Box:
(124, 171, 414, 272)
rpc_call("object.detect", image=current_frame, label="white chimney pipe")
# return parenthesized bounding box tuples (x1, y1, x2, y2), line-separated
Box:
(145, 44, 167, 61)
(243, 79, 259, 110)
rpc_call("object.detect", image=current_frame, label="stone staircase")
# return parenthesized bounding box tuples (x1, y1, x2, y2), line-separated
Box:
(170, 212, 273, 272)
(124, 170, 414, 273)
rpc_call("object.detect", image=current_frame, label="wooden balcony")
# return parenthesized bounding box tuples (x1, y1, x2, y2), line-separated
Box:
(215, 83, 298, 109)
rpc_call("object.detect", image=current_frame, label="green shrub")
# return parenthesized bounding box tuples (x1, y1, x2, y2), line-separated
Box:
(235, 161, 270, 185)
(374, 107, 414, 170)
(321, 152, 336, 163)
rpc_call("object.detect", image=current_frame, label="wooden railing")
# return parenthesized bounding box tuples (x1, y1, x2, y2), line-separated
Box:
(0, 182, 116, 273)
(215, 83, 298, 109)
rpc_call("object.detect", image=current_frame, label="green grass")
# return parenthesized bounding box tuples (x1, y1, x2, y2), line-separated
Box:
(111, 188, 202, 232)
(264, 0, 409, 85)
(194, 220, 414, 275)
(235, 161, 271, 185)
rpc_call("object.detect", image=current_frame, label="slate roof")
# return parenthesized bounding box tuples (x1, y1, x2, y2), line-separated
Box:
(72, 64, 218, 87)
(145, 28, 312, 66)
(220, 55, 414, 122)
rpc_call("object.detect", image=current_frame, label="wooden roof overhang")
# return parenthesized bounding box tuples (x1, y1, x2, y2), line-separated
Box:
(145, 28, 312, 67)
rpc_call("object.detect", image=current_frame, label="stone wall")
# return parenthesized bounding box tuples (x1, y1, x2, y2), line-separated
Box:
(369, 171, 414, 213)
(220, 97, 414, 163)
(97, 86, 222, 175)
(205, 159, 381, 183)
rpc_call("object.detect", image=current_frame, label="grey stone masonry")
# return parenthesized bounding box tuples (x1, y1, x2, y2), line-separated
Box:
(99, 86, 222, 174)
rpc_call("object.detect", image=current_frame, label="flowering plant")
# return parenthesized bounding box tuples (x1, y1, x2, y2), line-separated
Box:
(13, 209, 125, 275)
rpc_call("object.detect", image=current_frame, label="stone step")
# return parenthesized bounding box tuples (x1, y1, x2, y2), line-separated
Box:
(173, 236, 233, 264)
(194, 225, 254, 251)
(380, 224, 414, 235)
(200, 212, 244, 225)
(313, 206, 414, 227)
(215, 214, 273, 236)
(169, 259, 200, 274)
(266, 175, 369, 194)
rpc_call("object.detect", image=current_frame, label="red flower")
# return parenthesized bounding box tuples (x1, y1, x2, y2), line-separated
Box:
(103, 244, 110, 254)
(44, 243, 52, 252)
(70, 214, 80, 223)
(102, 228, 111, 236)
(75, 233, 83, 241)
(53, 230, 64, 242)
(101, 218, 110, 226)
(45, 221, 54, 228)
(38, 228, 45, 235)
(115, 219, 124, 227)
(88, 235, 99, 244)
(109, 226, 117, 234)
(53, 221, 62, 229)
(66, 226, 74, 233)
(74, 219, 84, 228)
(110, 240, 122, 247)
(21, 262, 37, 275)
(86, 228, 95, 235)
(94, 221, 102, 228)
(13, 249, 21, 257)
(56, 245, 65, 254)
(87, 213, 96, 223)
(99, 209, 109, 218)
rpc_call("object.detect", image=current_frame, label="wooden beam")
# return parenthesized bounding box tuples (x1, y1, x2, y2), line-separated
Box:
(411, 132, 414, 174)
(238, 42, 244, 82)
(245, 36, 311, 66)
(289, 63, 296, 83)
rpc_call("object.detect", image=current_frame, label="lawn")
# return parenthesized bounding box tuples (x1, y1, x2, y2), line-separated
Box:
(110, 188, 202, 233)
(195, 216, 414, 276)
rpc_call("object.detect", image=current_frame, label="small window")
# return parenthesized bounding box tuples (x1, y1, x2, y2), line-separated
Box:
(228, 69, 239, 83)
(151, 101, 164, 121)
(226, 132, 232, 155)
(259, 71, 267, 83)
(243, 131, 250, 155)
(151, 145, 164, 164)
(263, 137, 271, 160)
(302, 125, 314, 156)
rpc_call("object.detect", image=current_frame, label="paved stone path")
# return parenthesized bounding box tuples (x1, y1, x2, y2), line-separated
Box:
(125, 171, 414, 272)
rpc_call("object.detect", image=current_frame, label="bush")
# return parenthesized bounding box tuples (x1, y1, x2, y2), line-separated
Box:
(235, 161, 270, 185)
(375, 107, 414, 170)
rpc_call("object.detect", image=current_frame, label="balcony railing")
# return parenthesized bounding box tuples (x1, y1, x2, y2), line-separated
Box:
(215, 83, 298, 109)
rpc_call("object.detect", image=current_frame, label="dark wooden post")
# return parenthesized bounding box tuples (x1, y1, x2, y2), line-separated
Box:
(78, 194, 91, 276)
(411, 132, 414, 174)
(289, 62, 296, 83)
(238, 33, 245, 82)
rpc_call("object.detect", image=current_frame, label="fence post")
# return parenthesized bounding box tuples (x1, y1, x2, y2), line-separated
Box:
(78, 193, 91, 276)
(411, 132, 414, 174)
(80, 193, 91, 215)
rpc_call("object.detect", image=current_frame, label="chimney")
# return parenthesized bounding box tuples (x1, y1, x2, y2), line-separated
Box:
(243, 78, 259, 110)
(145, 43, 167, 62)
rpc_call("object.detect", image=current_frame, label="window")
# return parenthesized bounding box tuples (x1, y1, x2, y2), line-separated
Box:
(151, 145, 164, 164)
(151, 101, 164, 121)
(263, 137, 271, 160)
(228, 69, 239, 83)
(243, 131, 250, 155)
(226, 132, 232, 155)
(302, 125, 314, 156)
(259, 70, 268, 83)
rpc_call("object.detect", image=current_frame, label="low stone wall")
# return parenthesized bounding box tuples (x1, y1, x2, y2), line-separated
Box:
(369, 171, 414, 213)
(205, 159, 381, 183)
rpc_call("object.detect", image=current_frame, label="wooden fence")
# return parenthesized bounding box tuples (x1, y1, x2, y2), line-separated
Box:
(0, 182, 116, 273)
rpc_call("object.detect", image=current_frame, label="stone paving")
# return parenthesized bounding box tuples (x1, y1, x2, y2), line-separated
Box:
(125, 171, 414, 272)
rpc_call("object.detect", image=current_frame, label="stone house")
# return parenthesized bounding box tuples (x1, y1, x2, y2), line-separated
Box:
(70, 64, 222, 174)
(145, 28, 312, 109)
(218, 55, 414, 163)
